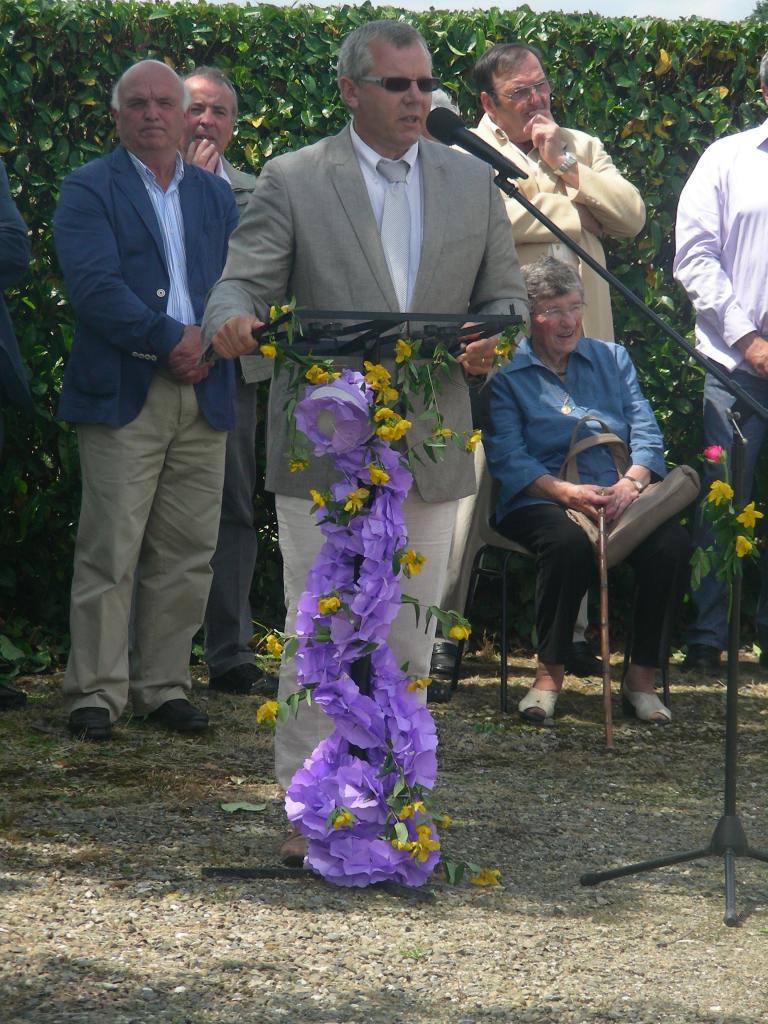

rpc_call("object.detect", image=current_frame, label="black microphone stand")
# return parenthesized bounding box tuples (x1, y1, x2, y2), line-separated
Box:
(474, 155, 768, 925)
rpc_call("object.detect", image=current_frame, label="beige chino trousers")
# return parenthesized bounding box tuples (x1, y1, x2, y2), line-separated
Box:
(63, 374, 227, 721)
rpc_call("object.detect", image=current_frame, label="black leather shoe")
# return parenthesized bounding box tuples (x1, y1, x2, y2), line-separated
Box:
(68, 707, 112, 741)
(145, 699, 209, 733)
(681, 644, 721, 675)
(427, 680, 453, 704)
(564, 641, 602, 677)
(430, 640, 458, 680)
(209, 663, 277, 696)
(0, 682, 27, 710)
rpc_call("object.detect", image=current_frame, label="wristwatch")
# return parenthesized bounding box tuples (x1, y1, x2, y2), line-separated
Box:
(623, 475, 646, 494)
(554, 151, 578, 176)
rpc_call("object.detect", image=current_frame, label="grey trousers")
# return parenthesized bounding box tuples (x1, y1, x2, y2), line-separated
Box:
(273, 492, 456, 790)
(204, 378, 260, 676)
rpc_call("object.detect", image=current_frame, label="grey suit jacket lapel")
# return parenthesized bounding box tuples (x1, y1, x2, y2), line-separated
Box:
(327, 128, 399, 312)
(411, 140, 447, 311)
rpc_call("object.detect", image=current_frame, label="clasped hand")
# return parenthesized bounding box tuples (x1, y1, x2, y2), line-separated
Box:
(566, 478, 638, 524)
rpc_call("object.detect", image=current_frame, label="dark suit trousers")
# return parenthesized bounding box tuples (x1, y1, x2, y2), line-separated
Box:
(496, 503, 691, 665)
(204, 377, 260, 675)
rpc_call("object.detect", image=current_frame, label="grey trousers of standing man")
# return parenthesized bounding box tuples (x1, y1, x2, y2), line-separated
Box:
(204, 378, 261, 676)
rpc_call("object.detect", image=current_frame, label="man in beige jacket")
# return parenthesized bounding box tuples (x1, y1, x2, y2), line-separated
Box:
(472, 42, 645, 342)
(428, 43, 646, 691)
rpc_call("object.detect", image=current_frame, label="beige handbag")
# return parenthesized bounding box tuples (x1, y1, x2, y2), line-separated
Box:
(560, 416, 699, 568)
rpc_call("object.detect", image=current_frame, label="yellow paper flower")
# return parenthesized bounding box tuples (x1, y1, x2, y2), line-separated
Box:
(737, 502, 764, 529)
(375, 385, 400, 405)
(448, 623, 471, 641)
(289, 458, 308, 472)
(305, 364, 333, 385)
(707, 479, 734, 506)
(268, 304, 279, 320)
(309, 488, 326, 507)
(259, 343, 277, 359)
(406, 676, 431, 693)
(434, 814, 451, 829)
(735, 535, 753, 558)
(470, 867, 501, 887)
(465, 429, 482, 452)
(256, 700, 279, 726)
(317, 595, 341, 615)
(344, 487, 370, 513)
(432, 427, 453, 440)
(495, 339, 512, 358)
(374, 407, 398, 423)
(399, 800, 426, 820)
(394, 338, 412, 363)
(411, 823, 440, 862)
(368, 463, 390, 486)
(264, 634, 283, 658)
(333, 809, 354, 829)
(363, 361, 392, 390)
(391, 839, 416, 852)
(376, 418, 411, 442)
(400, 548, 426, 577)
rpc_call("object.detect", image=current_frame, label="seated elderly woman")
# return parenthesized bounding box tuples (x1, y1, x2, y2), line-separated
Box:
(484, 257, 691, 725)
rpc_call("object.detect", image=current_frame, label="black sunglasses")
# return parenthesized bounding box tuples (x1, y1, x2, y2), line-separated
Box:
(357, 76, 441, 94)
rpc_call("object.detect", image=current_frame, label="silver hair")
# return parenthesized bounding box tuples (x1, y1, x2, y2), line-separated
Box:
(111, 60, 190, 111)
(522, 256, 584, 308)
(430, 88, 459, 115)
(760, 52, 768, 89)
(336, 19, 431, 86)
(183, 66, 238, 121)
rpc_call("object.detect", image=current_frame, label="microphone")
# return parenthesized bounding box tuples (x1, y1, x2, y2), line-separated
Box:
(426, 107, 528, 181)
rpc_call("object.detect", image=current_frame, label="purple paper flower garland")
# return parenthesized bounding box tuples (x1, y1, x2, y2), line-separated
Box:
(283, 369, 441, 887)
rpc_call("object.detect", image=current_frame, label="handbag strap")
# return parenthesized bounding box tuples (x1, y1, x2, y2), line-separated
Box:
(559, 415, 630, 484)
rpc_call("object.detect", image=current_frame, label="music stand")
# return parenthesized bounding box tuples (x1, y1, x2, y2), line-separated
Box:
(202, 310, 521, 893)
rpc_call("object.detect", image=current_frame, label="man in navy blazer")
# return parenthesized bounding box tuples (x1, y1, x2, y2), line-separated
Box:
(54, 60, 238, 740)
(0, 157, 32, 711)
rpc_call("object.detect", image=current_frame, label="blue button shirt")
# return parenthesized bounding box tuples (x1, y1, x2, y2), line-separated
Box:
(484, 335, 667, 524)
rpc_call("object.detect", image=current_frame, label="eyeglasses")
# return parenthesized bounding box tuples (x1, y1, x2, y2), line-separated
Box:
(357, 76, 442, 94)
(536, 301, 586, 320)
(492, 78, 551, 103)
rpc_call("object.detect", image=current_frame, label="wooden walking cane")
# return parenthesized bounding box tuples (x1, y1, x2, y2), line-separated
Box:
(597, 508, 614, 749)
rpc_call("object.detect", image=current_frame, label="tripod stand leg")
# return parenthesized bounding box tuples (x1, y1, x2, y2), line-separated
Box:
(723, 849, 738, 926)
(581, 846, 711, 886)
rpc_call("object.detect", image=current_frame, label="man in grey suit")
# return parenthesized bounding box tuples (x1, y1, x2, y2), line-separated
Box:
(183, 67, 275, 697)
(203, 20, 527, 862)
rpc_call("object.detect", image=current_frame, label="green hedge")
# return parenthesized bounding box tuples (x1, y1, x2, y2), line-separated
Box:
(1, 0, 767, 658)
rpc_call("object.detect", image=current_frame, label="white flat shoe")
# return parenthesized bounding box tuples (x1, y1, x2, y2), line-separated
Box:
(518, 687, 558, 726)
(621, 682, 671, 725)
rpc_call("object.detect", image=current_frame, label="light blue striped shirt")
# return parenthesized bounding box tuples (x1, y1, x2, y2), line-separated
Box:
(127, 151, 195, 326)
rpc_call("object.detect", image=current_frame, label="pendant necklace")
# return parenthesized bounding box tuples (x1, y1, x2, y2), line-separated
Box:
(536, 349, 574, 414)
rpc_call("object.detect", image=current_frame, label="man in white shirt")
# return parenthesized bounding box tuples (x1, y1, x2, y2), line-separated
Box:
(674, 52, 768, 675)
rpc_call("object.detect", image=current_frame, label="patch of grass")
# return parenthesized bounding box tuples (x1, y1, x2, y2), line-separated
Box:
(400, 946, 429, 961)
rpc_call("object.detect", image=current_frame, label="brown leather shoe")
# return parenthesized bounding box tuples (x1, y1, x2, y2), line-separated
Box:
(279, 829, 308, 867)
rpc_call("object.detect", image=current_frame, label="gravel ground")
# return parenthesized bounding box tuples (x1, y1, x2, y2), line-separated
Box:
(2, 653, 768, 1024)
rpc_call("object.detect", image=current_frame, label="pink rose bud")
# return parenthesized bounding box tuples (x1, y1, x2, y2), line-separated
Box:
(704, 445, 725, 463)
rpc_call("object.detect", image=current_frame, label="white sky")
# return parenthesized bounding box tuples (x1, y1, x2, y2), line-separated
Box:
(199, 0, 754, 21)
